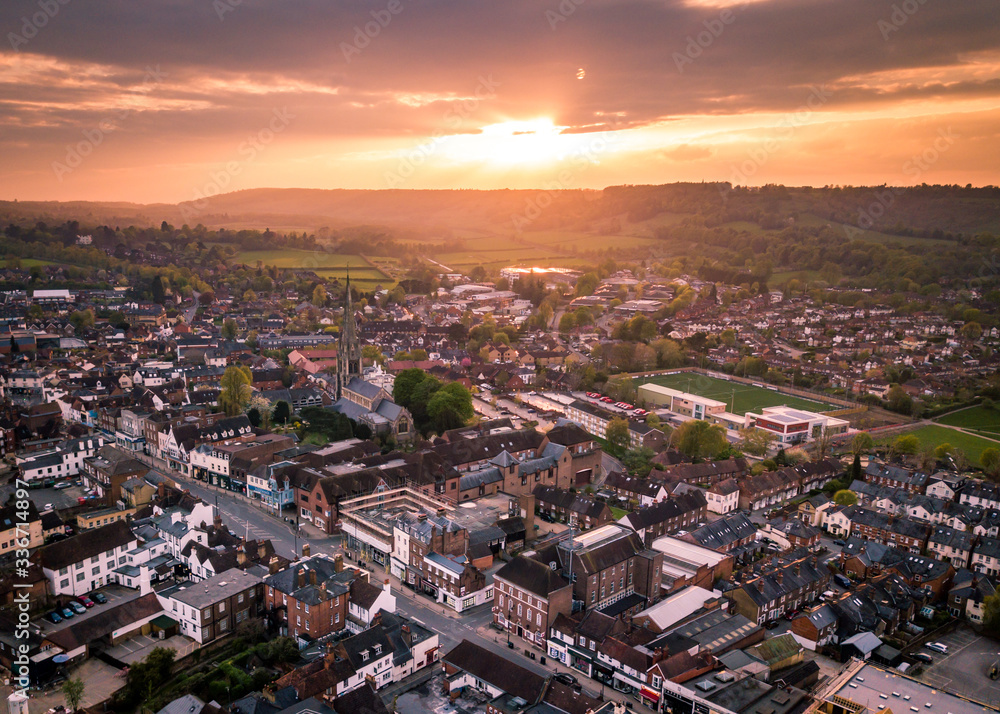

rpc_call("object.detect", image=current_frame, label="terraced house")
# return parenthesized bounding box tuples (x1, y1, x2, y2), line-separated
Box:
(618, 491, 708, 548)
(533, 485, 614, 530)
(493, 555, 573, 646)
(727, 555, 830, 624)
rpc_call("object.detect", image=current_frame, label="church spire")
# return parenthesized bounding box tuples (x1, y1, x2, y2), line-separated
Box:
(337, 265, 362, 400)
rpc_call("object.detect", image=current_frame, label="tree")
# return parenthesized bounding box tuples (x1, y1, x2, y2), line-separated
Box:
(219, 365, 252, 416)
(393, 368, 428, 408)
(886, 385, 914, 415)
(833, 489, 857, 506)
(621, 447, 656, 477)
(273, 400, 292, 425)
(247, 407, 262, 427)
(426, 382, 474, 432)
(606, 417, 631, 456)
(249, 394, 273, 428)
(674, 419, 728, 460)
(69, 308, 95, 331)
(739, 427, 774, 456)
(558, 312, 576, 333)
(890, 433, 920, 458)
(62, 677, 85, 712)
(151, 275, 166, 304)
(221, 318, 238, 340)
(983, 448, 1000, 478)
(850, 432, 874, 457)
(312, 283, 327, 306)
(246, 329, 259, 351)
(984, 592, 1000, 638)
(850, 453, 862, 481)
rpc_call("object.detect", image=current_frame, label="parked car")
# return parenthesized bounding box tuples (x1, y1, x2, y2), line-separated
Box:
(600, 397, 614, 403)
(834, 574, 852, 588)
(925, 642, 949, 654)
(46, 611, 63, 624)
(833, 539, 846, 547)
(77, 497, 87, 505)
(53, 481, 72, 490)
(764, 620, 781, 630)
(76, 595, 94, 608)
(913, 653, 934, 663)
(90, 592, 108, 605)
(60, 607, 75, 619)
(554, 673, 578, 686)
(68, 601, 86, 614)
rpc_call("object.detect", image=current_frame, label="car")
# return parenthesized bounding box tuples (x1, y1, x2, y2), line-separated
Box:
(784, 610, 800, 621)
(586, 392, 600, 399)
(600, 397, 614, 403)
(76, 595, 94, 608)
(554, 673, 578, 686)
(53, 481, 72, 490)
(68, 601, 86, 614)
(46, 611, 63, 624)
(60, 607, 75, 619)
(925, 642, 949, 654)
(77, 497, 87, 505)
(621, 403, 633, 410)
(913, 653, 934, 664)
(90, 592, 108, 605)
(764, 620, 781, 630)
(43, 503, 53, 512)
(833, 539, 846, 547)
(834, 574, 852, 588)
(633, 409, 647, 416)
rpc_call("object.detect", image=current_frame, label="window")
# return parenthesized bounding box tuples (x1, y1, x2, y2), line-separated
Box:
(76, 573, 85, 582)
(219, 601, 225, 612)
(238, 593, 244, 604)
(335, 613, 340, 624)
(517, 603, 522, 616)
(536, 612, 542, 626)
(499, 595, 504, 608)
(296, 615, 301, 625)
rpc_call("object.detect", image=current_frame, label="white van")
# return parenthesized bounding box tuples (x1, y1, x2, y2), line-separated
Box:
(925, 642, 948, 654)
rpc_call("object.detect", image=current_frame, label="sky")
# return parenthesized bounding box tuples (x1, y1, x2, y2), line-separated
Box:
(1, 0, 999, 203)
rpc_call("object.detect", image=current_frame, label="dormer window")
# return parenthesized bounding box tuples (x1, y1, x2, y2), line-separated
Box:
(373, 644, 382, 655)
(361, 650, 369, 661)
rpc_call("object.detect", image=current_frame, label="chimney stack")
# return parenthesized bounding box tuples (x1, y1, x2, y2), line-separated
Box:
(302, 543, 311, 558)
(269, 556, 280, 575)
(258, 541, 267, 560)
(237, 546, 248, 567)
(310, 569, 317, 586)
(298, 568, 306, 588)
(334, 554, 344, 573)
(384, 578, 391, 593)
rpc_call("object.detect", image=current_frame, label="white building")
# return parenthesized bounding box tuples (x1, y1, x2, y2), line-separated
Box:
(17, 434, 106, 483)
(38, 520, 138, 596)
(742, 406, 849, 445)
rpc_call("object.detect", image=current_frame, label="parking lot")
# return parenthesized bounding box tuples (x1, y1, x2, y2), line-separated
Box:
(0, 481, 89, 511)
(40, 585, 142, 634)
(916, 625, 1000, 707)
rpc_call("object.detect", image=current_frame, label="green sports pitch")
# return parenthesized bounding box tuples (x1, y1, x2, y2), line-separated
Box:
(634, 372, 838, 416)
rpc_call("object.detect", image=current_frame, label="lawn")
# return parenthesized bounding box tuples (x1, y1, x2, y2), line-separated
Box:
(880, 424, 999, 466)
(234, 249, 394, 285)
(610, 506, 629, 520)
(0, 258, 59, 268)
(936, 405, 1000, 436)
(634, 372, 838, 416)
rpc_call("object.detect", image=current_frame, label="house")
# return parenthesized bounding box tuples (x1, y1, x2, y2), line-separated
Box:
(155, 569, 264, 645)
(34, 520, 138, 596)
(797, 494, 833, 528)
(604, 471, 669, 507)
(530, 524, 662, 614)
(706, 479, 740, 515)
(972, 536, 1000, 577)
(617, 492, 708, 548)
(790, 603, 838, 650)
(682, 512, 757, 555)
(927, 525, 974, 569)
(864, 462, 928, 494)
(82, 444, 148, 507)
(839, 538, 955, 599)
(727, 555, 830, 624)
(442, 639, 548, 706)
(0, 499, 43, 554)
(493, 555, 573, 647)
(533, 485, 614, 530)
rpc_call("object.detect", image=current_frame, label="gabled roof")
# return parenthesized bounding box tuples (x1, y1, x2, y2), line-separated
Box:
(443, 640, 546, 703)
(494, 556, 571, 598)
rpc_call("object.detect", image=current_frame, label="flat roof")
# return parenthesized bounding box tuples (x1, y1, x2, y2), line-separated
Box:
(832, 663, 997, 714)
(638, 383, 727, 408)
(651, 535, 730, 568)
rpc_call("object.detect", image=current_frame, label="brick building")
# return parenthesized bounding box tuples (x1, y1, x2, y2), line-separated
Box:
(493, 555, 573, 647)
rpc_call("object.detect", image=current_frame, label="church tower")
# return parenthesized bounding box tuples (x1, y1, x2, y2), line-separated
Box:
(337, 268, 363, 400)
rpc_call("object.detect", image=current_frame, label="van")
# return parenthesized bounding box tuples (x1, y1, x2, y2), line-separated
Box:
(925, 642, 948, 654)
(834, 574, 852, 589)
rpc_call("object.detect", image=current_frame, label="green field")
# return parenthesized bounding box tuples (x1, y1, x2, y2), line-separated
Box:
(0, 258, 59, 268)
(879, 424, 999, 466)
(635, 372, 838, 416)
(234, 250, 393, 286)
(609, 506, 629, 520)
(936, 405, 1000, 436)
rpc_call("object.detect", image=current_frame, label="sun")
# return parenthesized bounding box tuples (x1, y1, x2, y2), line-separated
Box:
(444, 117, 568, 166)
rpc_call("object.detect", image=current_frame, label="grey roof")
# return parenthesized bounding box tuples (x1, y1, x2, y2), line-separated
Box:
(159, 569, 262, 608)
(842, 631, 882, 653)
(156, 694, 207, 714)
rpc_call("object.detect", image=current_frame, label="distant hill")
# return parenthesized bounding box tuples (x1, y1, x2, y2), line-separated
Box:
(2, 183, 999, 239)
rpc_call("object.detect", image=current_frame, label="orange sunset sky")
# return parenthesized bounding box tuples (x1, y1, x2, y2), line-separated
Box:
(2, 0, 999, 203)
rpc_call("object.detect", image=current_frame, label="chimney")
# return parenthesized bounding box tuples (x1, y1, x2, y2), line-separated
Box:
(298, 568, 306, 588)
(302, 543, 311, 558)
(384, 578, 391, 593)
(269, 556, 280, 575)
(237, 546, 248, 567)
(213, 511, 222, 529)
(258, 541, 267, 560)
(310, 569, 317, 586)
(334, 554, 344, 573)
